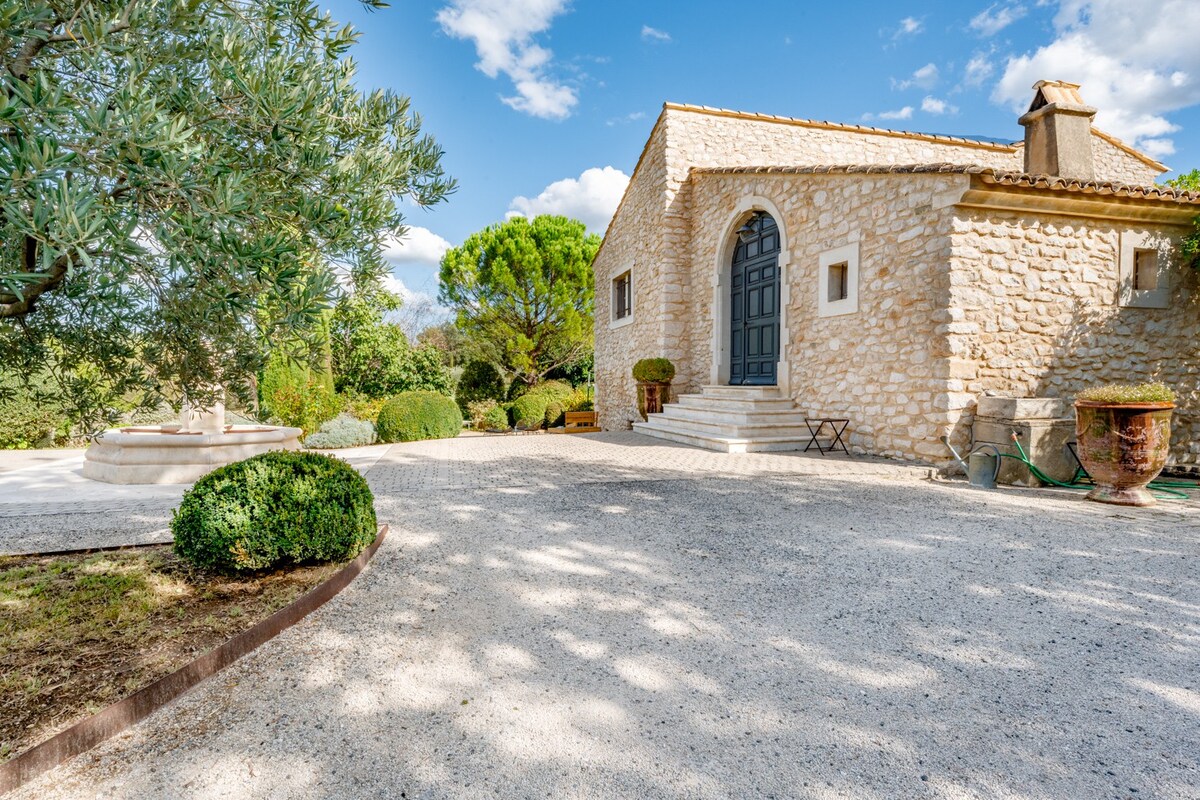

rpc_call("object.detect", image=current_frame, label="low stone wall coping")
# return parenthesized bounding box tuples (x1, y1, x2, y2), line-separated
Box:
(975, 396, 1071, 421)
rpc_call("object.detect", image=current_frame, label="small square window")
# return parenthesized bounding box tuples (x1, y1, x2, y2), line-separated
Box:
(817, 242, 859, 317)
(827, 262, 849, 303)
(1133, 249, 1158, 291)
(613, 271, 632, 321)
(1119, 232, 1168, 309)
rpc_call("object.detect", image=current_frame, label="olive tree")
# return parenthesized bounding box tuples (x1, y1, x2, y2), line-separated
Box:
(0, 0, 453, 429)
(439, 215, 599, 388)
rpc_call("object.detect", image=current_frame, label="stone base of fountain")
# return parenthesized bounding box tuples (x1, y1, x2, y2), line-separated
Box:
(82, 401, 302, 485)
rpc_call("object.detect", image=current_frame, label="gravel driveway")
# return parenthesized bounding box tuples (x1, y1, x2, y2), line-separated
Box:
(9, 434, 1200, 799)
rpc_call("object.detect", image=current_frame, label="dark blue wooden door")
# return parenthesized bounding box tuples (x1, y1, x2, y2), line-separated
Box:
(729, 213, 780, 385)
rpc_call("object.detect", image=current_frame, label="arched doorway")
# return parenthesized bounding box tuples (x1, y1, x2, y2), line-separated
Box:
(728, 211, 781, 385)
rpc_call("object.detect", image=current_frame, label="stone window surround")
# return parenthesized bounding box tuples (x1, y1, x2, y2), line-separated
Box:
(709, 195, 792, 393)
(1118, 231, 1169, 309)
(817, 241, 860, 317)
(610, 268, 634, 329)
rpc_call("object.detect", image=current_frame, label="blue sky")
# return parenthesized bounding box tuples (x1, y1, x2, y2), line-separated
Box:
(322, 0, 1200, 317)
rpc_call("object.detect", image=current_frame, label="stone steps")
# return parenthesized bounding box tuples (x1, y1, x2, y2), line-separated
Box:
(633, 385, 816, 453)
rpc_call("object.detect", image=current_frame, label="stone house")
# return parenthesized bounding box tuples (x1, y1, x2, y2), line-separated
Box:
(592, 81, 1200, 466)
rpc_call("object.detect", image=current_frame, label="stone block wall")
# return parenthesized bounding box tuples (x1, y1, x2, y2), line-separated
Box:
(594, 122, 670, 430)
(594, 103, 1176, 442)
(944, 212, 1198, 465)
(684, 172, 967, 460)
(1088, 134, 1164, 186)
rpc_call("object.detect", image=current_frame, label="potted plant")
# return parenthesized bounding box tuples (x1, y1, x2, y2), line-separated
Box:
(1074, 382, 1176, 507)
(632, 358, 675, 420)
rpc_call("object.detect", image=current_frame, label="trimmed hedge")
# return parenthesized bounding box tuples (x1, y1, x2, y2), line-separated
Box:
(377, 390, 463, 443)
(632, 358, 675, 383)
(545, 402, 565, 428)
(172, 451, 377, 573)
(456, 360, 506, 414)
(511, 394, 548, 429)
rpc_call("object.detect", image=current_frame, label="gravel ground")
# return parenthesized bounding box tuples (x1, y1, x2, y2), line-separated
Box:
(10, 458, 1200, 799)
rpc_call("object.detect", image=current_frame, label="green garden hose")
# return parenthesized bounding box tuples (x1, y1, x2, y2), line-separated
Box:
(1004, 433, 1191, 500)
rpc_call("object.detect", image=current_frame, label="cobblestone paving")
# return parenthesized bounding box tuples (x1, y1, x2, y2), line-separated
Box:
(364, 431, 928, 495)
(0, 434, 924, 555)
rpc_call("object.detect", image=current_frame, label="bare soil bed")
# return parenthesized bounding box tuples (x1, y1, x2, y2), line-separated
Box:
(0, 546, 340, 762)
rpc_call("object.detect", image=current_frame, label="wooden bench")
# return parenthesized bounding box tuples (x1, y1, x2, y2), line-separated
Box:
(549, 411, 601, 434)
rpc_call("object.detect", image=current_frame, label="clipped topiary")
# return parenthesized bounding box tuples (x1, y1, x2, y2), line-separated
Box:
(511, 393, 548, 430)
(377, 390, 463, 443)
(456, 360, 506, 414)
(545, 402, 565, 428)
(482, 404, 509, 431)
(632, 358, 675, 383)
(172, 451, 377, 573)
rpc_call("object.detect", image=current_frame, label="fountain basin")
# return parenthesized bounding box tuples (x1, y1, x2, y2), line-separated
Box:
(83, 425, 303, 485)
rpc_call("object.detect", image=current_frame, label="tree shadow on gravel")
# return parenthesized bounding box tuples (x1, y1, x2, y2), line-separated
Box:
(15, 464, 1200, 800)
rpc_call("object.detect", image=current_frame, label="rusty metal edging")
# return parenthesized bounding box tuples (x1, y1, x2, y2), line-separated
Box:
(0, 524, 389, 795)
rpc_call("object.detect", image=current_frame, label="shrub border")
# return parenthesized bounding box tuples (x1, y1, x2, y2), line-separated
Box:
(0, 524, 389, 794)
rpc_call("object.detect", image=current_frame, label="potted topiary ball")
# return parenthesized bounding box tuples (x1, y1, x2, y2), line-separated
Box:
(632, 358, 675, 420)
(1074, 382, 1176, 507)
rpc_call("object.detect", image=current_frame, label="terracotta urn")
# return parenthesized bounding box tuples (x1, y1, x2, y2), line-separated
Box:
(637, 381, 669, 419)
(1074, 400, 1174, 506)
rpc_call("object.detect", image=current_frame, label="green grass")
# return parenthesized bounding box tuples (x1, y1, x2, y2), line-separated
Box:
(0, 546, 339, 762)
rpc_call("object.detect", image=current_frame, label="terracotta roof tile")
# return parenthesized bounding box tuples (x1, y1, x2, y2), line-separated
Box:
(688, 163, 1200, 205)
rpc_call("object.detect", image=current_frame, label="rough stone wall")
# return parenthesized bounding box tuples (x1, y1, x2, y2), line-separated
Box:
(683, 172, 966, 460)
(663, 110, 1025, 174)
(595, 109, 1029, 431)
(944, 212, 1198, 465)
(1088, 134, 1164, 185)
(593, 121, 670, 430)
(593, 105, 1175, 438)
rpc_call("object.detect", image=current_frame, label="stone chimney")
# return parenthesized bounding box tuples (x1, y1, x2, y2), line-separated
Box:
(1018, 80, 1097, 180)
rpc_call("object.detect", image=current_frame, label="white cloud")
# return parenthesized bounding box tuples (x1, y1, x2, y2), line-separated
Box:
(994, 0, 1200, 156)
(893, 63, 940, 90)
(1141, 138, 1176, 158)
(381, 226, 452, 268)
(895, 16, 923, 38)
(507, 166, 631, 234)
(970, 3, 1027, 36)
(863, 106, 915, 122)
(964, 53, 994, 86)
(437, 0, 577, 120)
(922, 96, 959, 115)
(641, 25, 671, 43)
(381, 275, 452, 338)
(606, 111, 647, 127)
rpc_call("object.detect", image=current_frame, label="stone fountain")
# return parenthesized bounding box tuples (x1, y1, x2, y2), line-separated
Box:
(83, 398, 302, 485)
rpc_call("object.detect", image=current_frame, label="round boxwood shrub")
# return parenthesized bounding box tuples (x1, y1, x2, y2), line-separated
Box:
(632, 358, 675, 383)
(511, 393, 548, 429)
(456, 360, 506, 414)
(545, 401, 565, 428)
(172, 451, 377, 573)
(482, 404, 510, 431)
(376, 390, 463, 443)
(528, 379, 573, 406)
